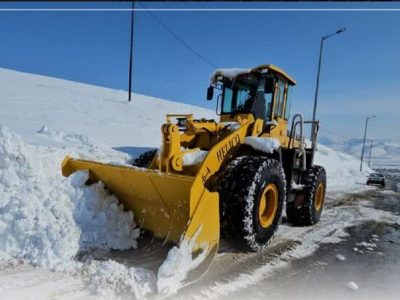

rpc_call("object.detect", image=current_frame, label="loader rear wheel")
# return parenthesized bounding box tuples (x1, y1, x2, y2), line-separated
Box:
(286, 165, 327, 226)
(217, 156, 286, 251)
(132, 149, 157, 168)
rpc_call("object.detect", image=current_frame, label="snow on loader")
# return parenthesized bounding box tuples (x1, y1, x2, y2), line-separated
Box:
(62, 64, 326, 276)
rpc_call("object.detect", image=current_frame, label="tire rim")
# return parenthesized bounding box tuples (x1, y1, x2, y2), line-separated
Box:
(314, 183, 324, 211)
(258, 183, 278, 228)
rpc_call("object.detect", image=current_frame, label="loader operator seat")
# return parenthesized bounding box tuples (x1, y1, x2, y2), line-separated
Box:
(251, 91, 267, 120)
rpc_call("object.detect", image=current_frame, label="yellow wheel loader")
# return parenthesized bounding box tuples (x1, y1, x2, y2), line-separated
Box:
(62, 64, 326, 275)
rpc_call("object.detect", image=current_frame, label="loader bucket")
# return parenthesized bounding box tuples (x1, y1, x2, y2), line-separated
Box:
(62, 156, 220, 262)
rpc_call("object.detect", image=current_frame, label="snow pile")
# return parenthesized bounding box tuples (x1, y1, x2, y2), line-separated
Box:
(0, 126, 79, 268)
(87, 260, 155, 299)
(72, 172, 140, 251)
(244, 137, 280, 153)
(183, 150, 208, 166)
(0, 126, 140, 269)
(314, 143, 373, 192)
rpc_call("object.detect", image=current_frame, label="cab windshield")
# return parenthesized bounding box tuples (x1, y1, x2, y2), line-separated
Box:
(221, 74, 273, 121)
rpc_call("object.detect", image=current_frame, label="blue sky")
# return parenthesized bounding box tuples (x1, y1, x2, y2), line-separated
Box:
(0, 2, 399, 139)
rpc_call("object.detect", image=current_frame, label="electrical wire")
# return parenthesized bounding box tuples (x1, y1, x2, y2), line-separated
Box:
(138, 1, 218, 69)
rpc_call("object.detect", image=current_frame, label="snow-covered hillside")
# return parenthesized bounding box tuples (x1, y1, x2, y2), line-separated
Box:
(0, 68, 215, 148)
(0, 67, 373, 298)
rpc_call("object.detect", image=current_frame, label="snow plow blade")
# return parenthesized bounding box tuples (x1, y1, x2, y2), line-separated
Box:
(61, 156, 220, 258)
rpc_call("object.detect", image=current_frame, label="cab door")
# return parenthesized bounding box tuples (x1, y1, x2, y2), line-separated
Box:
(268, 79, 290, 147)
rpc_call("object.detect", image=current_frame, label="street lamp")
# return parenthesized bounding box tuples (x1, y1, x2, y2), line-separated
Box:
(311, 27, 346, 164)
(360, 115, 376, 171)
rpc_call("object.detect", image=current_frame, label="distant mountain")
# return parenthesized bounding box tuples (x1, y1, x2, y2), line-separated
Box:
(319, 135, 400, 169)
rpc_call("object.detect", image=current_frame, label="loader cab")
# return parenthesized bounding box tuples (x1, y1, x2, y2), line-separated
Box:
(212, 65, 296, 146)
(219, 74, 272, 121)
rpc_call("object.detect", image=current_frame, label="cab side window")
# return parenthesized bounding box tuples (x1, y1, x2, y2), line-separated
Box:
(274, 80, 286, 119)
(285, 85, 292, 120)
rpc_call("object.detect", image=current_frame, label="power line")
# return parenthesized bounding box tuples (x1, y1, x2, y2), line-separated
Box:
(138, 1, 218, 69)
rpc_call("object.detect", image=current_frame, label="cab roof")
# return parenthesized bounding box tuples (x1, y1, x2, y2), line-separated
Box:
(210, 64, 296, 86)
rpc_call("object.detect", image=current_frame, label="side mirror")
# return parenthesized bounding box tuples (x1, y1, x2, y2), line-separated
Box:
(207, 85, 214, 101)
(264, 78, 274, 94)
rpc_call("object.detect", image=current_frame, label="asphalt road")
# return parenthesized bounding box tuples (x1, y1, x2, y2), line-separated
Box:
(172, 170, 400, 300)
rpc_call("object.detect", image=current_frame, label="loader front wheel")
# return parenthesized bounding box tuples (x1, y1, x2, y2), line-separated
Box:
(132, 149, 157, 168)
(217, 156, 286, 251)
(286, 165, 327, 226)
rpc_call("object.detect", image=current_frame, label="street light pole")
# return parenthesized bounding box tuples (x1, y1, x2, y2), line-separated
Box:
(360, 115, 376, 171)
(128, 0, 135, 102)
(311, 28, 346, 165)
(368, 140, 373, 167)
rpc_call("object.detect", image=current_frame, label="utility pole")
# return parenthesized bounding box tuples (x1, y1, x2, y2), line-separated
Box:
(368, 140, 373, 167)
(311, 28, 345, 165)
(360, 115, 376, 171)
(128, 0, 135, 102)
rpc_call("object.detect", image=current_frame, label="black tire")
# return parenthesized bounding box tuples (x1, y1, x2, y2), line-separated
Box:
(132, 149, 158, 168)
(286, 165, 327, 226)
(216, 156, 286, 251)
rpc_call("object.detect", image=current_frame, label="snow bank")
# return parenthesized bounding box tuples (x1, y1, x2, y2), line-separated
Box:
(0, 126, 140, 269)
(244, 137, 280, 154)
(314, 143, 373, 192)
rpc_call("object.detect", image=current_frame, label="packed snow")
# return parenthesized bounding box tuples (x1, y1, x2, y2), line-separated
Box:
(0, 67, 381, 298)
(87, 260, 155, 299)
(244, 137, 281, 154)
(183, 150, 208, 166)
(335, 254, 346, 261)
(209, 68, 252, 83)
(157, 229, 209, 295)
(291, 181, 305, 190)
(346, 281, 359, 291)
(220, 121, 241, 131)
